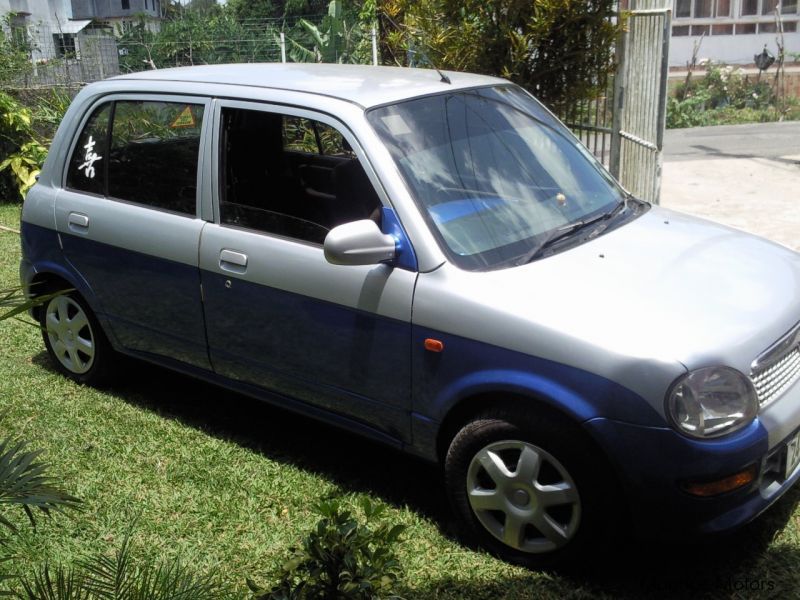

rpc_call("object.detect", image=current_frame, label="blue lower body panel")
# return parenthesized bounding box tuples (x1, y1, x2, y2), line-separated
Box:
(585, 417, 800, 536)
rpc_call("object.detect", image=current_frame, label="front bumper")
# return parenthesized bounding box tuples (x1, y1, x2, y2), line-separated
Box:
(586, 380, 800, 538)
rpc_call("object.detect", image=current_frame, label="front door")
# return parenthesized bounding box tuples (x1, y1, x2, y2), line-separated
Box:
(199, 102, 416, 441)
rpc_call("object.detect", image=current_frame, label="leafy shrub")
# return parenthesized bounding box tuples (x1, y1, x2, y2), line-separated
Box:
(667, 63, 796, 128)
(0, 19, 33, 87)
(666, 92, 710, 128)
(248, 499, 406, 600)
(0, 92, 48, 201)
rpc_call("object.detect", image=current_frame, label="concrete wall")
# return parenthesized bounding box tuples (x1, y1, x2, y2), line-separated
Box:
(670, 31, 800, 67)
(71, 0, 159, 20)
(0, 0, 74, 25)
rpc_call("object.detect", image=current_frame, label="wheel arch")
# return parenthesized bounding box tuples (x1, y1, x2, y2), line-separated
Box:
(434, 387, 630, 499)
(26, 266, 102, 331)
(436, 390, 595, 464)
(430, 370, 601, 462)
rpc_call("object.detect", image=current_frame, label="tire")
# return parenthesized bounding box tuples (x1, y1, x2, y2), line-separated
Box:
(444, 406, 616, 569)
(39, 291, 116, 386)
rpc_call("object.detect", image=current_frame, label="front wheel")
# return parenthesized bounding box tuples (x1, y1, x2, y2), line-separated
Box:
(40, 292, 115, 386)
(444, 407, 616, 568)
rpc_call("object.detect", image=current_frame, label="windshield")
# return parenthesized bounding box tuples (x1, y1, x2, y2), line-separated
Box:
(367, 85, 626, 270)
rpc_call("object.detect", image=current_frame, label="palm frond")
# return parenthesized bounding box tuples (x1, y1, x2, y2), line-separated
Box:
(79, 533, 137, 599)
(0, 438, 82, 532)
(0, 285, 68, 323)
(17, 563, 90, 600)
(0, 555, 16, 597)
(81, 533, 223, 600)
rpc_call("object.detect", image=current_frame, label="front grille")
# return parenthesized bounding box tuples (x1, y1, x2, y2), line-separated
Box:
(751, 347, 800, 408)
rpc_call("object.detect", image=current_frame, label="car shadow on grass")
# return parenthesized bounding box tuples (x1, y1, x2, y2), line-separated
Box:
(568, 490, 800, 598)
(31, 350, 452, 524)
(30, 351, 800, 598)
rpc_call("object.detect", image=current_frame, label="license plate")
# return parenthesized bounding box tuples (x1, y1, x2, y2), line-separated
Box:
(786, 432, 800, 479)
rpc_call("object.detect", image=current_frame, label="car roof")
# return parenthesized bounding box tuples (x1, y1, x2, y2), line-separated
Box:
(111, 63, 507, 108)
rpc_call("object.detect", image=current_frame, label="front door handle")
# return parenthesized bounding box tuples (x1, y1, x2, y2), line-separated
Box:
(68, 212, 90, 233)
(219, 249, 248, 273)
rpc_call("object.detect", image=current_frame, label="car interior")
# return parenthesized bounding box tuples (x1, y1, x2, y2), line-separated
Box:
(220, 107, 382, 245)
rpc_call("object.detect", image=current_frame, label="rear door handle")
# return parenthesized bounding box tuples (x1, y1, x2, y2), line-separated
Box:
(219, 249, 248, 273)
(68, 212, 90, 233)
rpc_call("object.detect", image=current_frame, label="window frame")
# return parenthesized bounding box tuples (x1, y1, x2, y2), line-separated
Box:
(210, 99, 389, 245)
(52, 33, 77, 58)
(63, 93, 212, 219)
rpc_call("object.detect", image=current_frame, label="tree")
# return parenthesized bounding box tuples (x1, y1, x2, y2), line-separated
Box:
(379, 0, 622, 110)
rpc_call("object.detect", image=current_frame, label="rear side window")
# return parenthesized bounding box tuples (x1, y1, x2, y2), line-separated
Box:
(66, 103, 111, 196)
(108, 101, 204, 215)
(66, 99, 204, 216)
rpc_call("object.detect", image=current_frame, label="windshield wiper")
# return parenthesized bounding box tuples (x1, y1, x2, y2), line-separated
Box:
(515, 200, 628, 266)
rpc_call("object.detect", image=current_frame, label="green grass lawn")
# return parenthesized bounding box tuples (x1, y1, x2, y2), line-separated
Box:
(1, 200, 799, 598)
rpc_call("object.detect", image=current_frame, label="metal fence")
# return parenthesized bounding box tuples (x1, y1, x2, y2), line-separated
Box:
(0, 15, 355, 89)
(1, 24, 121, 88)
(559, 74, 616, 170)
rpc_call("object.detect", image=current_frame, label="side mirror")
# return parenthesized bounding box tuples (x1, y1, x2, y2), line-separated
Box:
(324, 219, 397, 266)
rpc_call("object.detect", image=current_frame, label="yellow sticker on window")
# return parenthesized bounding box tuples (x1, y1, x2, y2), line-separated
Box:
(171, 106, 196, 129)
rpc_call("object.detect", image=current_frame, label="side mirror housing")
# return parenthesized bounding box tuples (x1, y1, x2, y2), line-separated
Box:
(324, 219, 397, 266)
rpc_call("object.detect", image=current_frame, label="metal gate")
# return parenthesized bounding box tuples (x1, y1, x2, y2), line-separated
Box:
(609, 1, 672, 204)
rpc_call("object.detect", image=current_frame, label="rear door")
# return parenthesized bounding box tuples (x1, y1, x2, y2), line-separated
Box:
(199, 100, 416, 441)
(56, 95, 211, 369)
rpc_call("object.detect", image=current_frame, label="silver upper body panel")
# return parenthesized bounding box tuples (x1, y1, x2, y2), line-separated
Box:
(413, 205, 800, 415)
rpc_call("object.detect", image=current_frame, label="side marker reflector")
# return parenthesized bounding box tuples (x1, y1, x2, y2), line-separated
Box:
(424, 338, 444, 353)
(683, 465, 757, 497)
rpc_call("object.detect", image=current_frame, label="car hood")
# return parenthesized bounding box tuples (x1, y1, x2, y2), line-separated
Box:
(416, 206, 800, 396)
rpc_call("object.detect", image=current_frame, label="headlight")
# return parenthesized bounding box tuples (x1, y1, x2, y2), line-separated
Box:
(666, 367, 758, 439)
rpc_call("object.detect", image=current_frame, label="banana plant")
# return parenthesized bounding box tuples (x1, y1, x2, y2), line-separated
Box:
(284, 0, 361, 64)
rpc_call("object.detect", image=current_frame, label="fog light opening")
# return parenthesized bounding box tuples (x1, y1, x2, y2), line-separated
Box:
(683, 465, 758, 497)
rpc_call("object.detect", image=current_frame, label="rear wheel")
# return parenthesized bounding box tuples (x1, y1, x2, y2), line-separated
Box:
(40, 292, 115, 386)
(444, 406, 615, 568)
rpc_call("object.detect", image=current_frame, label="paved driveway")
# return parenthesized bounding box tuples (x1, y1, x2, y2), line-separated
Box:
(660, 122, 800, 251)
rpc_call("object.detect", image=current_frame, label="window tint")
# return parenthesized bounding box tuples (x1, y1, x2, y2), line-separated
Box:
(220, 108, 381, 244)
(107, 101, 204, 215)
(67, 103, 111, 196)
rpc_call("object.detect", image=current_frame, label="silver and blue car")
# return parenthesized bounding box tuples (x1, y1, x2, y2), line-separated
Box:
(19, 64, 800, 567)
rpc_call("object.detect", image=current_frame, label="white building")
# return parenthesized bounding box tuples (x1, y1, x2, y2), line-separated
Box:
(1, 0, 93, 62)
(670, 0, 800, 66)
